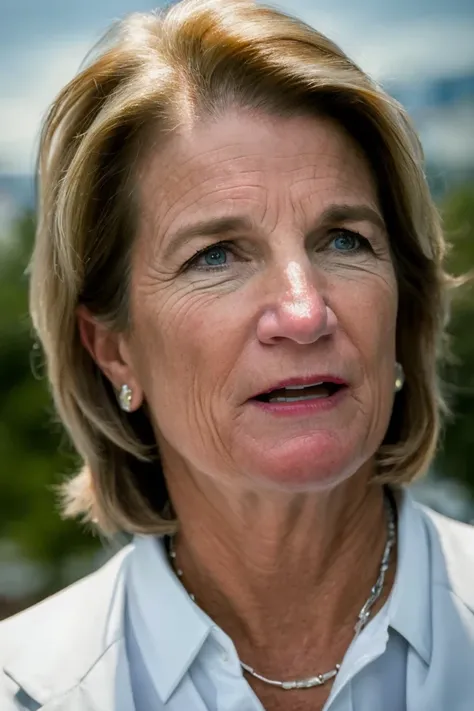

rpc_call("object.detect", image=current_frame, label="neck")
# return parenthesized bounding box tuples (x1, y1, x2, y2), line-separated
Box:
(165, 464, 395, 661)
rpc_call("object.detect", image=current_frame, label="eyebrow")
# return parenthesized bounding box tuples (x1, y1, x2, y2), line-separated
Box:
(317, 204, 386, 233)
(163, 203, 386, 260)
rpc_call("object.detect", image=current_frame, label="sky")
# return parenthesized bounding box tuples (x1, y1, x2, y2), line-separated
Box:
(1, 0, 474, 174)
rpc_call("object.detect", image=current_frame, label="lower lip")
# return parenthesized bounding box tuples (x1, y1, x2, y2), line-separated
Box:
(249, 387, 348, 417)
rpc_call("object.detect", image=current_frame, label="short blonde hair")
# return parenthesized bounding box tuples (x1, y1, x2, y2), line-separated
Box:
(30, 0, 451, 535)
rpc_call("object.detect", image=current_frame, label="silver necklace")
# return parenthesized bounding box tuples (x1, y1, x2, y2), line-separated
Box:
(168, 494, 396, 691)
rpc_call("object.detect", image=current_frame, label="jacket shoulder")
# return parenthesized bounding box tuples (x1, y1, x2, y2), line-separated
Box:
(420, 504, 474, 609)
(0, 544, 132, 665)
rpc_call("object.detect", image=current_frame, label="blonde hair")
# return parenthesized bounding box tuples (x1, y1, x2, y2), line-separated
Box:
(30, 0, 451, 535)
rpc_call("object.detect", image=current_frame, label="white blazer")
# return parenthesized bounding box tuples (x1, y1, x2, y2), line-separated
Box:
(1, 502, 474, 711)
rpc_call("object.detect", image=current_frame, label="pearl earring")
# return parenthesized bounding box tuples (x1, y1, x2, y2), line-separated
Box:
(118, 384, 133, 412)
(394, 362, 405, 393)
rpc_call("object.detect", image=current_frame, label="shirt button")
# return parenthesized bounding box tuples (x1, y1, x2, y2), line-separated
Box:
(221, 651, 229, 662)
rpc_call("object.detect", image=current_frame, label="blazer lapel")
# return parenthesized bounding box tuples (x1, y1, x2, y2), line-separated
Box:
(3, 545, 134, 711)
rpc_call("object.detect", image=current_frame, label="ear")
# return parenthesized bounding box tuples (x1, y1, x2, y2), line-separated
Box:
(76, 305, 143, 412)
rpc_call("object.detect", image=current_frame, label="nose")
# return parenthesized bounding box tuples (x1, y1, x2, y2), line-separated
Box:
(257, 260, 337, 345)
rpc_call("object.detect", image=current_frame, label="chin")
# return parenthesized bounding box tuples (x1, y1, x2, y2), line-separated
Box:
(240, 433, 364, 492)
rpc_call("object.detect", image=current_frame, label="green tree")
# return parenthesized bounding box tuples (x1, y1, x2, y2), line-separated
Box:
(0, 212, 98, 598)
(437, 183, 474, 495)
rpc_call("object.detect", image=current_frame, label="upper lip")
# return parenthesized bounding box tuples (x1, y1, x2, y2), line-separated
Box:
(252, 375, 348, 399)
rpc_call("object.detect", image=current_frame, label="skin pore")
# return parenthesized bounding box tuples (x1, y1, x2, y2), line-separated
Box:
(79, 108, 399, 710)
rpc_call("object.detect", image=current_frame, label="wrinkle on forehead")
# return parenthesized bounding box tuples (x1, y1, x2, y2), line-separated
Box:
(136, 109, 381, 255)
(139, 108, 360, 192)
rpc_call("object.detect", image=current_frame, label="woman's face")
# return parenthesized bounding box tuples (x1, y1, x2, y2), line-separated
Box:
(126, 109, 398, 493)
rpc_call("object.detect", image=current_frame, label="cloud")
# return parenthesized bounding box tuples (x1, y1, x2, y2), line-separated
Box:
(290, 6, 474, 80)
(0, 36, 95, 173)
(351, 17, 474, 81)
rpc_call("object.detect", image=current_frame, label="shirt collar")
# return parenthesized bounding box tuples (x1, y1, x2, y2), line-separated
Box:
(126, 535, 212, 703)
(387, 487, 432, 664)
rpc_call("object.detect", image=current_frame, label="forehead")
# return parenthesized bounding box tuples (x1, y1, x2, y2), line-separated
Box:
(137, 110, 379, 235)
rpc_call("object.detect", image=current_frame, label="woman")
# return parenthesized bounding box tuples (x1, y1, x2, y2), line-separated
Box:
(1, 0, 473, 709)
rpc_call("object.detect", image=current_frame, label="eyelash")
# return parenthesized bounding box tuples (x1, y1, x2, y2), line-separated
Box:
(184, 240, 238, 272)
(329, 229, 373, 253)
(184, 229, 373, 273)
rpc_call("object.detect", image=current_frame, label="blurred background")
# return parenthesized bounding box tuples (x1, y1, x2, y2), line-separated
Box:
(1, 0, 473, 619)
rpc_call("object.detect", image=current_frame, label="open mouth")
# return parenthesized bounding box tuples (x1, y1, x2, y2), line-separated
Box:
(254, 382, 345, 404)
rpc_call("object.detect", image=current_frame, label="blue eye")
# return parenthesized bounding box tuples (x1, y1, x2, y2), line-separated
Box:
(331, 231, 361, 251)
(188, 243, 232, 271)
(201, 246, 228, 266)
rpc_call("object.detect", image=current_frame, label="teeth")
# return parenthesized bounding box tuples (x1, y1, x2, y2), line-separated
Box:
(270, 393, 328, 403)
(284, 382, 323, 391)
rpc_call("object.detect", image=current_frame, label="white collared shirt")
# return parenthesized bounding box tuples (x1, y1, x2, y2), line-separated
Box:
(125, 490, 440, 711)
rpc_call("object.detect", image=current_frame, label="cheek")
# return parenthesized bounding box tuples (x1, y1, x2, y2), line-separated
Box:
(335, 270, 398, 363)
(131, 287, 238, 411)
(130, 289, 248, 470)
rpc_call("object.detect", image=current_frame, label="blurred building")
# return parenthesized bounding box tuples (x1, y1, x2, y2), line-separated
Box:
(388, 72, 474, 194)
